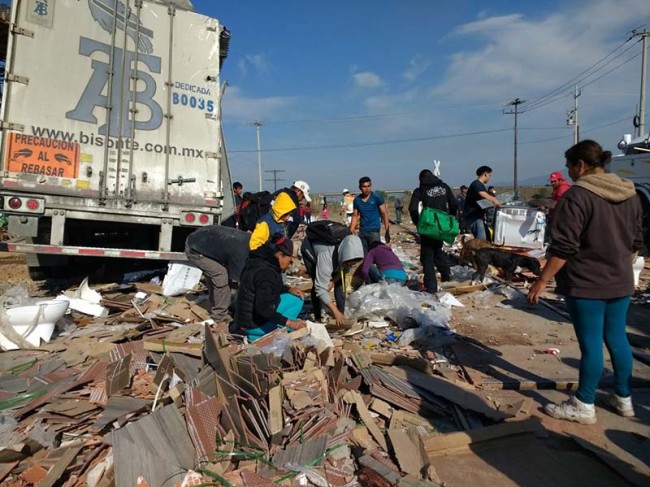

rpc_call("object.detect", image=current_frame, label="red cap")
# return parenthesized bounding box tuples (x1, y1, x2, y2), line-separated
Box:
(549, 171, 564, 182)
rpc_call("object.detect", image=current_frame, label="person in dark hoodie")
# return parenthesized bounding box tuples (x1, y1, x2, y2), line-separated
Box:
(235, 235, 307, 340)
(185, 226, 250, 322)
(409, 169, 458, 293)
(528, 140, 643, 425)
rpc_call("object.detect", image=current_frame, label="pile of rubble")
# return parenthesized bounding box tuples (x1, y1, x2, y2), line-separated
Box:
(0, 274, 538, 487)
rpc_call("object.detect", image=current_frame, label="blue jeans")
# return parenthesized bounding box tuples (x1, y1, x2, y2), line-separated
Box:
(245, 293, 304, 341)
(566, 296, 632, 404)
(468, 219, 487, 240)
(359, 230, 381, 255)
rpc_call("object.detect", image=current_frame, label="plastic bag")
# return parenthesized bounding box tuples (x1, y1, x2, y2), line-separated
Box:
(398, 325, 451, 346)
(256, 333, 292, 357)
(449, 265, 475, 282)
(0, 285, 38, 350)
(345, 282, 451, 329)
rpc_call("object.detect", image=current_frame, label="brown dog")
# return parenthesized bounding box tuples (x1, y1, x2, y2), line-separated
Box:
(459, 235, 504, 266)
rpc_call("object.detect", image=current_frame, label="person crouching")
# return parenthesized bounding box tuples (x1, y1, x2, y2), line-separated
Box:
(234, 235, 306, 340)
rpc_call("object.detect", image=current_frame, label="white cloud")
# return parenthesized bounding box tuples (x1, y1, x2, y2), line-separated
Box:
(433, 0, 648, 105)
(237, 53, 270, 77)
(222, 86, 295, 121)
(353, 71, 383, 88)
(403, 55, 431, 81)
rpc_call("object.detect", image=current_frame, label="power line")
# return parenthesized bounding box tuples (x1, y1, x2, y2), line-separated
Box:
(229, 127, 512, 153)
(525, 42, 643, 113)
(520, 116, 630, 145)
(223, 103, 505, 127)
(525, 37, 636, 110)
(264, 169, 285, 192)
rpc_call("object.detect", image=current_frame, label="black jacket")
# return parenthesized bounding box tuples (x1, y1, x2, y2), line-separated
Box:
(185, 226, 250, 283)
(408, 174, 458, 225)
(235, 244, 289, 330)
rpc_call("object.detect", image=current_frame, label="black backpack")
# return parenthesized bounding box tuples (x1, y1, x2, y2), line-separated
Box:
(238, 191, 273, 231)
(306, 220, 350, 245)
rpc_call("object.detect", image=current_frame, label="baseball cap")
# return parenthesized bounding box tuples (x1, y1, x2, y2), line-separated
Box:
(270, 235, 294, 256)
(292, 180, 311, 202)
(549, 171, 564, 182)
(342, 188, 349, 194)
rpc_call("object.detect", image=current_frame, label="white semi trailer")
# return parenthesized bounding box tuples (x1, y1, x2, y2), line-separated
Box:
(0, 0, 234, 275)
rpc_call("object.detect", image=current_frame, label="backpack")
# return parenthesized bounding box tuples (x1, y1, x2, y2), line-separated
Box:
(306, 220, 350, 245)
(417, 207, 459, 244)
(238, 191, 273, 231)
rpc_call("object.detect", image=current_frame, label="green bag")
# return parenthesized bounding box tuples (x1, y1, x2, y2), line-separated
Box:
(417, 207, 459, 244)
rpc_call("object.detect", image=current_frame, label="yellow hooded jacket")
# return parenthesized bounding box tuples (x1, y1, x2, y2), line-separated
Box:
(249, 192, 297, 250)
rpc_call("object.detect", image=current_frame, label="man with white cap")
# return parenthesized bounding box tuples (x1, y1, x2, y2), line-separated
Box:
(342, 189, 355, 225)
(274, 180, 311, 238)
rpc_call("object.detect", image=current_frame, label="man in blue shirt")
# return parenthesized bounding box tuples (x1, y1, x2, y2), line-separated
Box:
(463, 166, 500, 240)
(349, 176, 390, 253)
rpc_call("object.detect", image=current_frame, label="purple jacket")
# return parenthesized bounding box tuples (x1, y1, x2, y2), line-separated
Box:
(361, 244, 404, 280)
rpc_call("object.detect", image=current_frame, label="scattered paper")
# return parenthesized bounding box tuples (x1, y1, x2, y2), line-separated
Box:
(162, 262, 203, 297)
(439, 292, 465, 308)
(306, 321, 334, 348)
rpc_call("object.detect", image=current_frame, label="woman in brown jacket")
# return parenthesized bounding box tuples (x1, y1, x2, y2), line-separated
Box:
(528, 140, 643, 424)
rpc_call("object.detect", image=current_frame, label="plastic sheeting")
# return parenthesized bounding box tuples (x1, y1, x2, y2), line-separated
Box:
(345, 282, 452, 330)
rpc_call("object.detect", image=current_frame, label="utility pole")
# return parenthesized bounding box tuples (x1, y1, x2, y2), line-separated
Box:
(503, 98, 526, 198)
(566, 85, 581, 144)
(632, 29, 648, 137)
(264, 169, 285, 192)
(250, 121, 263, 190)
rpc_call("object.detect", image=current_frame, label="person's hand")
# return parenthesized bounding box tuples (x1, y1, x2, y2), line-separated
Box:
(494, 200, 501, 209)
(327, 280, 334, 292)
(527, 279, 547, 304)
(288, 287, 305, 299)
(384, 230, 391, 244)
(286, 319, 307, 331)
(333, 309, 346, 326)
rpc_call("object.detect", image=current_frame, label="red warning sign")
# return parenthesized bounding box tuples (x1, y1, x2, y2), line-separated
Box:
(5, 133, 80, 178)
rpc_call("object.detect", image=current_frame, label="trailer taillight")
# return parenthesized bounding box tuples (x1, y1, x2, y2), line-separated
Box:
(8, 197, 21, 209)
(199, 214, 209, 224)
(26, 199, 40, 210)
(185, 213, 196, 223)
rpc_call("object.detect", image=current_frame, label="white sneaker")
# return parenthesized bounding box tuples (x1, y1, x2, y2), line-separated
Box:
(544, 396, 597, 424)
(609, 394, 635, 418)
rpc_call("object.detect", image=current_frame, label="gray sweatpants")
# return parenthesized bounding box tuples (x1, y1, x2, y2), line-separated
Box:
(185, 245, 231, 322)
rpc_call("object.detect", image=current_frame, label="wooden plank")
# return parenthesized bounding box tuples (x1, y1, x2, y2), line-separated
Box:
(143, 339, 202, 357)
(38, 446, 82, 487)
(358, 455, 402, 485)
(368, 352, 431, 373)
(388, 428, 427, 476)
(343, 391, 387, 451)
(113, 404, 195, 487)
(424, 418, 545, 457)
(386, 366, 513, 421)
(268, 385, 283, 435)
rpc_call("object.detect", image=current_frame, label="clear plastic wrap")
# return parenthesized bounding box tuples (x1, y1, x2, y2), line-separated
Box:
(345, 282, 451, 330)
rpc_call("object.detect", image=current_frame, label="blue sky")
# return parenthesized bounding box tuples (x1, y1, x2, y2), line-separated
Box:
(191, 0, 648, 193)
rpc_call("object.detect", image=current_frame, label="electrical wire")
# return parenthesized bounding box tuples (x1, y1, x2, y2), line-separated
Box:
(525, 46, 644, 113)
(525, 37, 638, 110)
(229, 128, 512, 153)
(521, 116, 631, 145)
